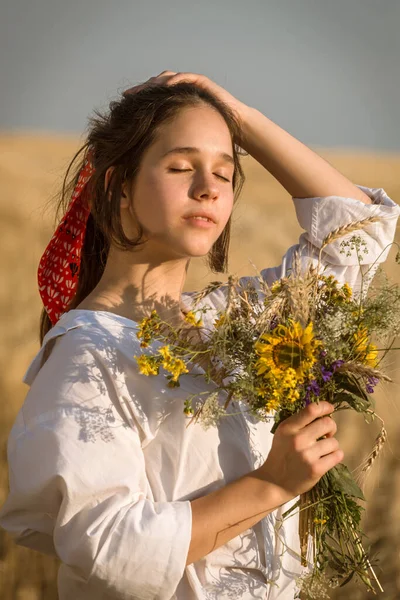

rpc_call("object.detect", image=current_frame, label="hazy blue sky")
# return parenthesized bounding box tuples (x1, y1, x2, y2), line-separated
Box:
(2, 0, 399, 150)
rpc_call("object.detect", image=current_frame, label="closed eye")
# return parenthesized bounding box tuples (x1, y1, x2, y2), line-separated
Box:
(169, 168, 231, 183)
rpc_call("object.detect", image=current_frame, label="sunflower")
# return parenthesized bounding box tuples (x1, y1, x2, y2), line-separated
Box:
(254, 319, 322, 381)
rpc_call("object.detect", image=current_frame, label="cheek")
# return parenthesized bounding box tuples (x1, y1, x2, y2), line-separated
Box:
(222, 194, 234, 221)
(132, 177, 181, 232)
(133, 175, 166, 214)
(145, 172, 180, 208)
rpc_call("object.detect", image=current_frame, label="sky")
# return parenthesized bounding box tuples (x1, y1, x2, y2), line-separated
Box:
(1, 0, 400, 150)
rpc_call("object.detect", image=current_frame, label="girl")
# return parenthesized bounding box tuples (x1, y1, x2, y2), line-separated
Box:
(0, 70, 399, 600)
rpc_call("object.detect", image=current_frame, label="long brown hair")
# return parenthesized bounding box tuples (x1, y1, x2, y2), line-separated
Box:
(39, 82, 247, 345)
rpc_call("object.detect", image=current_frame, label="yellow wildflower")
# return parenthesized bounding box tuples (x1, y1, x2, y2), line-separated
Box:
(282, 367, 298, 387)
(214, 313, 226, 328)
(265, 398, 280, 412)
(136, 310, 161, 347)
(365, 345, 379, 367)
(319, 275, 353, 304)
(255, 366, 301, 412)
(270, 368, 301, 405)
(342, 282, 352, 298)
(158, 345, 173, 362)
(163, 357, 189, 382)
(270, 280, 282, 294)
(184, 310, 203, 327)
(353, 326, 379, 368)
(255, 382, 269, 398)
(134, 354, 159, 376)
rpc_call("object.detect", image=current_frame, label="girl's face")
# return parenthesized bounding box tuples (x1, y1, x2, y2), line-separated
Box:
(121, 104, 236, 261)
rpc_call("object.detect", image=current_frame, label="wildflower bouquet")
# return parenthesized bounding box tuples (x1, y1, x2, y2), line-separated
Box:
(134, 215, 400, 597)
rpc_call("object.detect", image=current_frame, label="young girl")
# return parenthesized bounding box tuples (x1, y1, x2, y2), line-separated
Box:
(0, 70, 399, 600)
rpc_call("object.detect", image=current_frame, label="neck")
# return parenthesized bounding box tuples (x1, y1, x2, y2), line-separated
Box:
(86, 245, 191, 325)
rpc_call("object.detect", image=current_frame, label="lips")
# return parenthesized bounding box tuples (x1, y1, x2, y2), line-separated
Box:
(184, 212, 216, 223)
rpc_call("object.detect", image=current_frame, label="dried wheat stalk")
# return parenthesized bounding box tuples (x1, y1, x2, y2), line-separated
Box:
(361, 425, 388, 477)
(283, 263, 314, 328)
(335, 361, 393, 382)
(189, 280, 227, 309)
(255, 296, 286, 332)
(353, 411, 388, 489)
(321, 216, 383, 249)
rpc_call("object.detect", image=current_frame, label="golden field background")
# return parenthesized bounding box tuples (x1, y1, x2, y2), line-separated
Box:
(1, 133, 400, 599)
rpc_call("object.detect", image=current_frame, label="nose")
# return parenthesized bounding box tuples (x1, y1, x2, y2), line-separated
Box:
(191, 172, 220, 200)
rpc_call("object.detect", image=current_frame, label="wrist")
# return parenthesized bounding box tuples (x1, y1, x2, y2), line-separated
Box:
(236, 105, 270, 156)
(235, 102, 255, 133)
(249, 467, 294, 509)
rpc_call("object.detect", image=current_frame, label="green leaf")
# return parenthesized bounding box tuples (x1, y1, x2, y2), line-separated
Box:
(327, 560, 347, 575)
(334, 391, 374, 413)
(334, 373, 368, 402)
(339, 571, 356, 587)
(270, 420, 280, 434)
(270, 408, 293, 434)
(282, 499, 300, 520)
(327, 464, 366, 501)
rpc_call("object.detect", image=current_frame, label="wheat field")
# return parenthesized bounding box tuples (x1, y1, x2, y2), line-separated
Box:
(1, 133, 400, 599)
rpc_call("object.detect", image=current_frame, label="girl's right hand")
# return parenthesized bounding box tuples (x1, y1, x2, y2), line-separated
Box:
(257, 401, 344, 502)
(122, 71, 178, 96)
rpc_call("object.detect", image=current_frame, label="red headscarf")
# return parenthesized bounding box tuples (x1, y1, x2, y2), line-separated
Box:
(38, 149, 96, 326)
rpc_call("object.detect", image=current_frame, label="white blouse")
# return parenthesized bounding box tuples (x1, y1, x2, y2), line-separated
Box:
(0, 185, 399, 600)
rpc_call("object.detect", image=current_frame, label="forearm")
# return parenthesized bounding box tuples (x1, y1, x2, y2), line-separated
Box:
(239, 105, 372, 204)
(186, 468, 287, 566)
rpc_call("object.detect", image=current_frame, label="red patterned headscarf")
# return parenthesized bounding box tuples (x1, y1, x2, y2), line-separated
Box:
(38, 149, 96, 326)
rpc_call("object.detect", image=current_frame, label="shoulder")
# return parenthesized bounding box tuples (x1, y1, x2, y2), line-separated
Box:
(15, 311, 148, 439)
(23, 310, 141, 403)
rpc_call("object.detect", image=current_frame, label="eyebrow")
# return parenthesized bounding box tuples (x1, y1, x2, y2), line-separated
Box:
(161, 146, 235, 166)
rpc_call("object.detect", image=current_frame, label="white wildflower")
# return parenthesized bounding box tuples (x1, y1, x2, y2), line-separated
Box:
(197, 392, 227, 430)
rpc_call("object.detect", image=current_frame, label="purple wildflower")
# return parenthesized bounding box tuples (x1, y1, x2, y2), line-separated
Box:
(319, 350, 328, 358)
(309, 380, 321, 395)
(366, 376, 379, 394)
(320, 365, 333, 383)
(304, 379, 321, 405)
(331, 359, 345, 371)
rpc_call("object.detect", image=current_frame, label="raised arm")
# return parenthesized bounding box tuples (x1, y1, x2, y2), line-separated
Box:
(239, 105, 372, 204)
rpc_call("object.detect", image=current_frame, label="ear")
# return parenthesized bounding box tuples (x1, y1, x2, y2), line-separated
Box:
(104, 166, 115, 195)
(104, 166, 129, 207)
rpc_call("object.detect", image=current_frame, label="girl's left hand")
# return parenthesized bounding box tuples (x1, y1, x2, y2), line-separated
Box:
(123, 70, 250, 125)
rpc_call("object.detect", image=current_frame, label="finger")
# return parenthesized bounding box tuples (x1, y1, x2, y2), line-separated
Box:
(122, 73, 175, 97)
(323, 428, 336, 438)
(319, 413, 338, 438)
(312, 436, 340, 459)
(304, 415, 337, 441)
(156, 70, 177, 77)
(122, 81, 160, 97)
(315, 449, 344, 475)
(165, 72, 204, 85)
(122, 83, 147, 96)
(279, 401, 334, 433)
